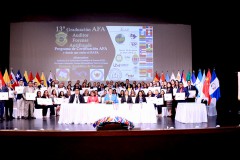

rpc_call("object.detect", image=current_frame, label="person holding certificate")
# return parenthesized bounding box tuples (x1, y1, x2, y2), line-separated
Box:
(185, 80, 198, 102)
(22, 81, 36, 119)
(42, 90, 55, 120)
(176, 82, 189, 104)
(15, 79, 25, 119)
(0, 80, 8, 122)
(5, 83, 15, 121)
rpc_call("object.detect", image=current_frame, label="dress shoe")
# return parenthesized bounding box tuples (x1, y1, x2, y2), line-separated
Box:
(31, 117, 36, 119)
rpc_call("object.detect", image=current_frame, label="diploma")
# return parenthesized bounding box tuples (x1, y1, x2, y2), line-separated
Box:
(54, 98, 64, 104)
(164, 93, 172, 101)
(8, 90, 15, 98)
(0, 92, 9, 100)
(155, 98, 164, 105)
(26, 92, 36, 100)
(15, 86, 24, 94)
(175, 93, 185, 100)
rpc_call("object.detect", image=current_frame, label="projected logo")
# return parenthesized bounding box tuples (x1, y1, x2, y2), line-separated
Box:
(115, 34, 125, 44)
(56, 69, 70, 81)
(115, 54, 123, 62)
(90, 69, 104, 81)
(132, 54, 139, 65)
(108, 68, 122, 80)
(55, 32, 68, 46)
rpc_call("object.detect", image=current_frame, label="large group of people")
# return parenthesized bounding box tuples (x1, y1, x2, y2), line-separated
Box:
(0, 77, 198, 122)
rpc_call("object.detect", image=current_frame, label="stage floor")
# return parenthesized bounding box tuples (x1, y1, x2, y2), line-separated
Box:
(0, 116, 219, 131)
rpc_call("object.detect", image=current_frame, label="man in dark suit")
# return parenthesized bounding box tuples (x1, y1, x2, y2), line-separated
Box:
(185, 80, 198, 102)
(69, 88, 85, 103)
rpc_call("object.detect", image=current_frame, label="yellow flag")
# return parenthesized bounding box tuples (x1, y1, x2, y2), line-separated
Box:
(41, 72, 47, 87)
(24, 71, 29, 82)
(3, 69, 10, 85)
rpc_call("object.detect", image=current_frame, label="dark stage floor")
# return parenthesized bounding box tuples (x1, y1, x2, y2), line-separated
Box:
(0, 115, 228, 131)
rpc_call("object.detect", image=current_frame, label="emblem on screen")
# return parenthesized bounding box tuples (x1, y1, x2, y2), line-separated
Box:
(90, 69, 104, 81)
(56, 69, 70, 81)
(115, 34, 125, 44)
(108, 68, 122, 80)
(55, 32, 68, 46)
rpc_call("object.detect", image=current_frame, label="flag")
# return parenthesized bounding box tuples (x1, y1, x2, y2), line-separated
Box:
(176, 70, 181, 81)
(209, 69, 220, 101)
(10, 70, 18, 88)
(180, 70, 187, 87)
(170, 72, 175, 80)
(186, 71, 191, 81)
(3, 69, 10, 85)
(0, 71, 5, 86)
(195, 69, 202, 97)
(153, 71, 160, 82)
(165, 71, 170, 82)
(23, 71, 28, 86)
(28, 71, 34, 82)
(47, 71, 53, 87)
(161, 71, 165, 82)
(41, 72, 47, 87)
(34, 72, 41, 85)
(200, 69, 206, 99)
(15, 70, 22, 82)
(191, 70, 196, 86)
(202, 69, 211, 105)
(24, 71, 29, 82)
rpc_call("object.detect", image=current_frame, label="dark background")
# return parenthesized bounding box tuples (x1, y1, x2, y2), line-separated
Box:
(0, 2, 239, 125)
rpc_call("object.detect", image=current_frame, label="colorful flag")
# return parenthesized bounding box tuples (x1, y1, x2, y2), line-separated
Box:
(209, 69, 220, 101)
(202, 69, 211, 105)
(3, 69, 10, 85)
(47, 71, 53, 87)
(10, 70, 18, 88)
(0, 71, 5, 86)
(15, 70, 22, 82)
(35, 72, 41, 85)
(195, 69, 202, 97)
(176, 70, 181, 81)
(165, 71, 170, 82)
(24, 71, 29, 82)
(28, 71, 34, 82)
(41, 72, 47, 87)
(191, 70, 196, 86)
(170, 72, 175, 81)
(153, 71, 160, 82)
(161, 71, 165, 82)
(181, 70, 187, 87)
(186, 71, 191, 81)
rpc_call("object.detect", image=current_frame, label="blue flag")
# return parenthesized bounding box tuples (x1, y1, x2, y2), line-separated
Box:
(209, 69, 221, 101)
(191, 71, 196, 85)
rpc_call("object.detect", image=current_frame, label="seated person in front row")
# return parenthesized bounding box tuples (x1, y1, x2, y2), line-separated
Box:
(121, 90, 133, 103)
(87, 90, 99, 103)
(69, 88, 85, 103)
(135, 90, 147, 103)
(104, 88, 119, 104)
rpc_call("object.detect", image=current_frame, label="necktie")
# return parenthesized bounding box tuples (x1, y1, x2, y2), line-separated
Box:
(76, 95, 78, 103)
(189, 86, 190, 90)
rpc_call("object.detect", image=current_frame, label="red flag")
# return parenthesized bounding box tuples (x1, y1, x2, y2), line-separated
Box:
(0, 71, 5, 86)
(153, 71, 160, 82)
(10, 70, 18, 89)
(203, 69, 212, 105)
(28, 71, 34, 82)
(161, 72, 165, 82)
(35, 72, 41, 84)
